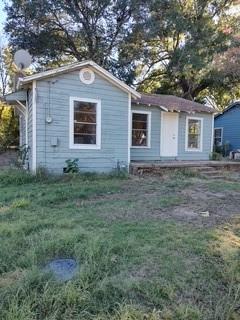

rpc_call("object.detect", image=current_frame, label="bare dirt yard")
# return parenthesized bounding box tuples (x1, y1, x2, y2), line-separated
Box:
(0, 169, 239, 319)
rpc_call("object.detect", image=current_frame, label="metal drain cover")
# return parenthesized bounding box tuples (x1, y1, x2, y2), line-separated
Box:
(44, 259, 78, 282)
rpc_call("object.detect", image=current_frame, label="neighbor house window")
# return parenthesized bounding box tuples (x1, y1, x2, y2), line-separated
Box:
(132, 111, 151, 147)
(70, 97, 101, 149)
(214, 128, 223, 146)
(186, 117, 203, 151)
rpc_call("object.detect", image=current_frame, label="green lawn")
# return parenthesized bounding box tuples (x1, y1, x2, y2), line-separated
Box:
(0, 169, 239, 320)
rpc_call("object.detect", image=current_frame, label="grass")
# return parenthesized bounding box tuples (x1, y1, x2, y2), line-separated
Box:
(0, 169, 239, 319)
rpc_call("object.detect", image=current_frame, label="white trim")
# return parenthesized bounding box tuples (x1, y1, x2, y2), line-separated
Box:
(32, 80, 37, 172)
(25, 94, 28, 147)
(185, 116, 203, 152)
(16, 100, 26, 110)
(214, 127, 223, 147)
(19, 115, 23, 146)
(160, 112, 179, 157)
(18, 60, 140, 99)
(15, 101, 28, 147)
(131, 110, 151, 148)
(79, 68, 95, 84)
(211, 113, 215, 151)
(128, 93, 131, 166)
(69, 97, 101, 150)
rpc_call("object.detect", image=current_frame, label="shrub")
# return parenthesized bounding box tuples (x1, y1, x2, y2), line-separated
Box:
(64, 159, 79, 173)
(210, 152, 222, 161)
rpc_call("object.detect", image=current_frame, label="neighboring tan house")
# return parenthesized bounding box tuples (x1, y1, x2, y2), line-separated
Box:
(5, 61, 214, 173)
(214, 102, 240, 152)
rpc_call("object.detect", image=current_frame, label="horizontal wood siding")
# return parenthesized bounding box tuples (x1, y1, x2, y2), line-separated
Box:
(35, 70, 129, 173)
(214, 104, 240, 150)
(131, 105, 212, 161)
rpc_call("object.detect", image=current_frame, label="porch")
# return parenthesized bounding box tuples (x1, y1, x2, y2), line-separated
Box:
(130, 160, 240, 176)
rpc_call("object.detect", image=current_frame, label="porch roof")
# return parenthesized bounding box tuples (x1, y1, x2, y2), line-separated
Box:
(133, 93, 214, 113)
(4, 91, 27, 104)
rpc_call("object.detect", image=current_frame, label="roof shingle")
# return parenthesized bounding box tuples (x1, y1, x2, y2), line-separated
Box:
(133, 93, 214, 113)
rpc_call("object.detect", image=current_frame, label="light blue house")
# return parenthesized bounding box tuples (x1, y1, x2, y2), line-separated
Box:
(214, 102, 240, 152)
(6, 61, 214, 173)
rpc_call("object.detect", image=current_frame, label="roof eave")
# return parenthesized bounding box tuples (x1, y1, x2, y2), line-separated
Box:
(18, 60, 140, 99)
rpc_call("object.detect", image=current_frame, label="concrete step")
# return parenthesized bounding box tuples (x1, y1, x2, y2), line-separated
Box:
(202, 175, 225, 180)
(194, 166, 218, 171)
(201, 170, 222, 176)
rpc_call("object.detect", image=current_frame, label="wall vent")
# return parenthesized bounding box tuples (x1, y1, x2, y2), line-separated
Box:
(79, 68, 95, 84)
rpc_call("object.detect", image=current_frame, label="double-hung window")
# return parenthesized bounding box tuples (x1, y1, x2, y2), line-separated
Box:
(132, 111, 151, 148)
(186, 117, 203, 151)
(70, 97, 101, 149)
(214, 128, 223, 146)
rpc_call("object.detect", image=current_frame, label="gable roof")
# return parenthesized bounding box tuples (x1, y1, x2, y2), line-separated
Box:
(215, 101, 240, 119)
(18, 60, 140, 99)
(133, 93, 214, 113)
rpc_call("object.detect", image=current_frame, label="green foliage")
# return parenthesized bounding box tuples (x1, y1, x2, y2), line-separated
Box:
(65, 158, 79, 173)
(4, 0, 239, 106)
(0, 103, 19, 151)
(210, 152, 222, 161)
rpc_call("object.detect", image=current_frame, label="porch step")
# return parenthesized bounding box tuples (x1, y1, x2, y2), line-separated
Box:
(199, 167, 225, 179)
(130, 161, 240, 177)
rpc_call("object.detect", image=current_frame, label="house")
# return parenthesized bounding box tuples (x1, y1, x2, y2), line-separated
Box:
(214, 102, 240, 152)
(5, 61, 214, 174)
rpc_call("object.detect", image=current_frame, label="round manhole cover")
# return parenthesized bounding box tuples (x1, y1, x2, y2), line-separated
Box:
(44, 259, 78, 282)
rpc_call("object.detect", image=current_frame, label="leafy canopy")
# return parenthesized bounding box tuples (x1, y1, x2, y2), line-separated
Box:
(4, 0, 240, 109)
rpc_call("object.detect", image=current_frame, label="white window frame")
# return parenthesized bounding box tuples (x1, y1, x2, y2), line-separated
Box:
(131, 110, 151, 148)
(185, 116, 203, 152)
(214, 127, 223, 146)
(69, 97, 101, 150)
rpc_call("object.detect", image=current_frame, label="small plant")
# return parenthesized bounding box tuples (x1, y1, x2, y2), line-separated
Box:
(64, 158, 79, 173)
(210, 152, 222, 161)
(11, 198, 30, 209)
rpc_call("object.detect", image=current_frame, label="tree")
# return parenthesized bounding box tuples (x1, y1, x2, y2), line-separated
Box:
(4, 0, 141, 76)
(0, 103, 19, 151)
(4, 0, 240, 108)
(130, 0, 239, 103)
(0, 47, 19, 151)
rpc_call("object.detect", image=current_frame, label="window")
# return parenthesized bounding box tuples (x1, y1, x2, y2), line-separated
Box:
(131, 111, 151, 147)
(214, 128, 223, 146)
(70, 97, 101, 149)
(186, 117, 203, 151)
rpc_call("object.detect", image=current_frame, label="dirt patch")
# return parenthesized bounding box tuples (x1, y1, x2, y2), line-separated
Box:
(87, 174, 240, 228)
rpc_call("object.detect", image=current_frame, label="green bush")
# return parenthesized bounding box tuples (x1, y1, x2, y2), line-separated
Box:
(210, 152, 222, 161)
(64, 159, 79, 173)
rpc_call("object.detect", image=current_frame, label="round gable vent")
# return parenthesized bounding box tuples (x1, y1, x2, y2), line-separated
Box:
(79, 68, 95, 84)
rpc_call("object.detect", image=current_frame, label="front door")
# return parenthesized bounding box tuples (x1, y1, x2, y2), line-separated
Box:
(161, 112, 179, 157)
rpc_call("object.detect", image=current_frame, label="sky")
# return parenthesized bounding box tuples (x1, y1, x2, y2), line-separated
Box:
(0, 1, 7, 45)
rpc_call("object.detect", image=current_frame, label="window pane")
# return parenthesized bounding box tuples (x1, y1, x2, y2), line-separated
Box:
(74, 134, 96, 144)
(74, 101, 96, 113)
(187, 119, 201, 149)
(132, 113, 148, 130)
(132, 113, 149, 146)
(188, 119, 200, 135)
(132, 130, 147, 146)
(73, 100, 97, 145)
(74, 112, 96, 123)
(74, 123, 96, 134)
(188, 134, 200, 149)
